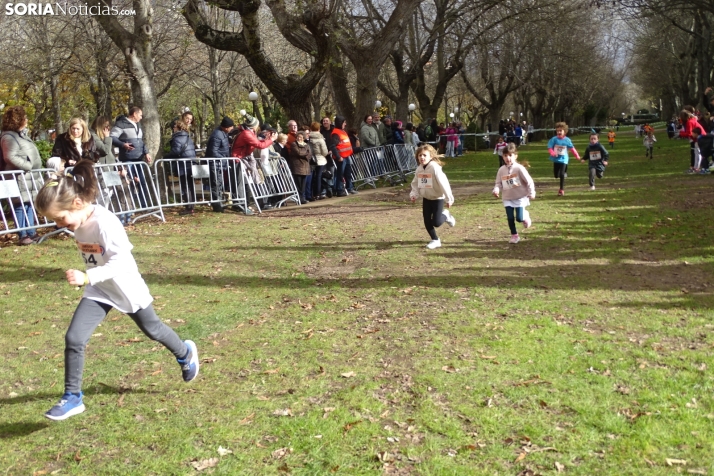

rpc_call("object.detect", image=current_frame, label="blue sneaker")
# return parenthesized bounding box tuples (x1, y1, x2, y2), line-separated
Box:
(177, 340, 199, 382)
(45, 392, 85, 421)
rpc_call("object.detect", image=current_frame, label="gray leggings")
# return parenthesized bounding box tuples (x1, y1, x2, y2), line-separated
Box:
(64, 298, 188, 393)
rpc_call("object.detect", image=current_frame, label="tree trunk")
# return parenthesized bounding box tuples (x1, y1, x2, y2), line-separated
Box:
(93, 0, 161, 157)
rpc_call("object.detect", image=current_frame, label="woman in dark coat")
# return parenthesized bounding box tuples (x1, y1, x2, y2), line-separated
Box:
(51, 117, 98, 167)
(165, 119, 197, 215)
(288, 131, 311, 204)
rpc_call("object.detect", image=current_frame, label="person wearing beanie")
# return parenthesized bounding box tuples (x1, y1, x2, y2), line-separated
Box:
(206, 116, 235, 212)
(329, 115, 357, 197)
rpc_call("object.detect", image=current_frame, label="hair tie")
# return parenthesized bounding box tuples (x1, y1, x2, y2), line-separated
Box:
(45, 181, 59, 187)
(65, 171, 73, 178)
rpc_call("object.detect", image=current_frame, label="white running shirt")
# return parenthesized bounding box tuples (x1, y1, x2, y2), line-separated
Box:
(74, 205, 153, 313)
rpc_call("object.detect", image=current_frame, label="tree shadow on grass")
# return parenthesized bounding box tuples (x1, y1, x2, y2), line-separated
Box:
(0, 421, 48, 439)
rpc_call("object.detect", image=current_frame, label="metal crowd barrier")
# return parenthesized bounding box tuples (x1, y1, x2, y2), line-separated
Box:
(351, 148, 383, 189)
(0, 167, 67, 241)
(153, 158, 248, 214)
(93, 161, 165, 224)
(245, 155, 300, 213)
(386, 144, 417, 178)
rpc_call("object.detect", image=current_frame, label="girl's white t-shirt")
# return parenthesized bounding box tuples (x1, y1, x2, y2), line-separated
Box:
(74, 205, 153, 313)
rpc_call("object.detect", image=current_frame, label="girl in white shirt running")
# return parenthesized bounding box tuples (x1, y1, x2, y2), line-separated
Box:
(410, 144, 455, 249)
(492, 143, 536, 244)
(35, 160, 199, 421)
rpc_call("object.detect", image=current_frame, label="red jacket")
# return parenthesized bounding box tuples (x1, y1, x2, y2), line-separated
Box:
(231, 128, 274, 159)
(679, 116, 706, 140)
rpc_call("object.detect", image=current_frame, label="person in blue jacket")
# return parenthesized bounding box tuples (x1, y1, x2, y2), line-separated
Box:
(547, 122, 580, 196)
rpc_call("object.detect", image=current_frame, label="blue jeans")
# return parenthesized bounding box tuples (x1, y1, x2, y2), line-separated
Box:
(122, 161, 149, 209)
(334, 157, 353, 193)
(312, 165, 324, 197)
(505, 206, 524, 235)
(14, 203, 37, 239)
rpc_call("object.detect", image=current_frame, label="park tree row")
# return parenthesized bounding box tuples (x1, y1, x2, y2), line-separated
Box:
(0, 0, 639, 157)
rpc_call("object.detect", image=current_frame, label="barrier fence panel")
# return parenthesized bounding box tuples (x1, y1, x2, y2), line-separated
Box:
(350, 149, 381, 189)
(93, 161, 164, 224)
(153, 158, 248, 214)
(1, 168, 65, 240)
(244, 155, 300, 213)
(392, 144, 417, 177)
(381, 145, 408, 183)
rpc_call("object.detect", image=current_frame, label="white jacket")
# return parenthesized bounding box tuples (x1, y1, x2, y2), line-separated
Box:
(409, 160, 454, 205)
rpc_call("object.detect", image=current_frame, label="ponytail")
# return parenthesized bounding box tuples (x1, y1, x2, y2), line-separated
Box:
(36, 159, 98, 216)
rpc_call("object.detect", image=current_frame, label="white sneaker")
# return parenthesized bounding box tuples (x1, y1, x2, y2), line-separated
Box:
(426, 239, 442, 249)
(509, 234, 520, 244)
(443, 209, 456, 227)
(590, 185, 596, 191)
(523, 210, 531, 229)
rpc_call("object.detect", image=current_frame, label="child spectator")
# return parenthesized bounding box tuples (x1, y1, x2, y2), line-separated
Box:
(409, 144, 455, 249)
(580, 133, 609, 190)
(492, 143, 535, 244)
(548, 122, 580, 196)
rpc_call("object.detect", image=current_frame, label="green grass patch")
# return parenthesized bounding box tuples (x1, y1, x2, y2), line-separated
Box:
(1, 129, 713, 475)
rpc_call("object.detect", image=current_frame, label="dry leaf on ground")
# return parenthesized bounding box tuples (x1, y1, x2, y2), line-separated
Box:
(191, 458, 218, 471)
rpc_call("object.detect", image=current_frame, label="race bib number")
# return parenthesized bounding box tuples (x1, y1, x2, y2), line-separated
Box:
(554, 145, 567, 156)
(77, 242, 105, 268)
(589, 151, 601, 161)
(417, 173, 433, 189)
(501, 173, 520, 190)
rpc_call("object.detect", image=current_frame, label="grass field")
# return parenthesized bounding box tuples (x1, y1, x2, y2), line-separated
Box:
(1, 130, 713, 475)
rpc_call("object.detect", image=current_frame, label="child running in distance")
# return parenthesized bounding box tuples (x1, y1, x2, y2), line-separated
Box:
(410, 144, 455, 250)
(35, 160, 199, 421)
(493, 143, 535, 244)
(580, 133, 609, 190)
(548, 122, 580, 196)
(643, 130, 656, 159)
(691, 127, 711, 174)
(493, 136, 507, 166)
(607, 130, 616, 149)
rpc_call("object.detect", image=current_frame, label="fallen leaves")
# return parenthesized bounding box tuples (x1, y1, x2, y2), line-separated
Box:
(217, 446, 233, 456)
(341, 371, 356, 378)
(272, 408, 293, 417)
(191, 457, 218, 471)
(343, 420, 362, 432)
(666, 458, 687, 466)
(271, 447, 293, 459)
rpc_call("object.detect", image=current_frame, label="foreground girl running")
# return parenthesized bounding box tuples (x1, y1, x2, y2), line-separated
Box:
(492, 143, 535, 244)
(410, 144, 455, 249)
(35, 160, 199, 421)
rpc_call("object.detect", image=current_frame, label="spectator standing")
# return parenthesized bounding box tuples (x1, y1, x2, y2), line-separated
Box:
(309, 122, 328, 200)
(288, 131, 311, 204)
(231, 115, 276, 214)
(286, 120, 299, 147)
(52, 118, 98, 167)
(205, 117, 235, 212)
(90, 116, 116, 166)
(360, 115, 379, 148)
(330, 116, 357, 196)
(1, 105, 42, 245)
(165, 119, 197, 215)
(111, 107, 152, 208)
(373, 112, 386, 146)
(382, 116, 394, 145)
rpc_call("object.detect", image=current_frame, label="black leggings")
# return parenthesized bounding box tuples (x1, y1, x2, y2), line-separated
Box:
(422, 198, 446, 240)
(293, 174, 307, 201)
(553, 163, 567, 189)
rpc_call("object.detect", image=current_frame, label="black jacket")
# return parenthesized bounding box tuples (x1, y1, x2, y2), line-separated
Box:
(166, 131, 196, 159)
(206, 128, 231, 159)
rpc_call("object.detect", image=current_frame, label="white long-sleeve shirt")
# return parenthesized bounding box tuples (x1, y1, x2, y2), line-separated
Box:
(74, 205, 153, 313)
(410, 160, 454, 205)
